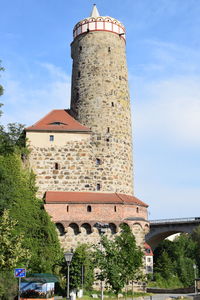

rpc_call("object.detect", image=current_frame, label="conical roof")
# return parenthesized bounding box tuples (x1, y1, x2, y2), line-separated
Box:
(90, 4, 100, 17)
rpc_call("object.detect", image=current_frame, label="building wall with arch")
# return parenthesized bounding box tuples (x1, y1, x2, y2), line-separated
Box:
(54, 219, 149, 251)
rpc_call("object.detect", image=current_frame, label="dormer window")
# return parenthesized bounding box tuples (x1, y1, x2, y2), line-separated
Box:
(49, 122, 67, 126)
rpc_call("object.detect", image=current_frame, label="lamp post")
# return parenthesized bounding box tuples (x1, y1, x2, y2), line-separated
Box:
(193, 264, 197, 295)
(95, 222, 109, 300)
(65, 251, 74, 300)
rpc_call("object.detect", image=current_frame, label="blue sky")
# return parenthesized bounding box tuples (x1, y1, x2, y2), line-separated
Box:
(1, 0, 200, 220)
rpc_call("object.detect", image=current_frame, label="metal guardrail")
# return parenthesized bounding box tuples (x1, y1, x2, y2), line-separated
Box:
(149, 217, 200, 224)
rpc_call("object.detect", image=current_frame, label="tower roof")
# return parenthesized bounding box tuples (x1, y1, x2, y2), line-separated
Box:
(90, 4, 100, 17)
(73, 5, 126, 40)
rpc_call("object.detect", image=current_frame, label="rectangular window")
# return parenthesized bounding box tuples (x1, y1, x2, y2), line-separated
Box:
(50, 135, 54, 141)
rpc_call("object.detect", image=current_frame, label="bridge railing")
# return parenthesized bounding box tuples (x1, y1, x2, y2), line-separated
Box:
(150, 217, 200, 224)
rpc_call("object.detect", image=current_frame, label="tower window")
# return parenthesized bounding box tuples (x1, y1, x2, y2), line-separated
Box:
(87, 205, 92, 212)
(49, 135, 54, 142)
(107, 127, 110, 133)
(114, 206, 117, 212)
(96, 158, 101, 165)
(108, 47, 111, 53)
(136, 207, 139, 213)
(67, 205, 69, 212)
(97, 184, 101, 191)
(76, 92, 79, 101)
(55, 163, 59, 170)
(111, 102, 114, 107)
(78, 71, 81, 78)
(106, 138, 109, 142)
(79, 46, 82, 51)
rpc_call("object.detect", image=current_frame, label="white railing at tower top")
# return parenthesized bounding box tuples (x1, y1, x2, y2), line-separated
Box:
(150, 217, 200, 224)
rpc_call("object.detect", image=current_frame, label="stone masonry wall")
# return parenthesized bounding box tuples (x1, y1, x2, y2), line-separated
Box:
(70, 31, 133, 195)
(29, 131, 134, 198)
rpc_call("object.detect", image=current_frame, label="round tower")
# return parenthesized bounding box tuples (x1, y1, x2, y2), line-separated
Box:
(70, 5, 134, 195)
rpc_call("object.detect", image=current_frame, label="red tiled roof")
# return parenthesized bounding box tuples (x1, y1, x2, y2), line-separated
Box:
(25, 109, 90, 132)
(144, 242, 153, 256)
(45, 191, 148, 207)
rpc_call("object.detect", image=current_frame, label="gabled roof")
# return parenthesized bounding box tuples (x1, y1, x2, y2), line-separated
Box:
(45, 191, 148, 207)
(25, 109, 90, 132)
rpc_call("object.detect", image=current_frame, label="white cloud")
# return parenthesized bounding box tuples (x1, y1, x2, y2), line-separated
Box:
(1, 63, 71, 126)
(133, 75, 200, 148)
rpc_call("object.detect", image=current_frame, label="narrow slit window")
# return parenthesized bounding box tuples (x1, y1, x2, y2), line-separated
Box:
(97, 184, 101, 191)
(78, 71, 81, 78)
(114, 206, 117, 212)
(108, 47, 111, 52)
(111, 102, 114, 107)
(87, 205, 92, 212)
(55, 163, 59, 170)
(76, 92, 79, 101)
(107, 127, 110, 133)
(49, 135, 54, 142)
(67, 205, 69, 212)
(96, 158, 101, 165)
(79, 46, 82, 51)
(136, 207, 139, 213)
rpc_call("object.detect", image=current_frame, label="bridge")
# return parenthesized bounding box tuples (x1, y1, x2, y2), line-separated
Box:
(146, 217, 200, 250)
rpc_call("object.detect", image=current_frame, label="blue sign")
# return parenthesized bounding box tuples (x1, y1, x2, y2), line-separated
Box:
(14, 268, 26, 278)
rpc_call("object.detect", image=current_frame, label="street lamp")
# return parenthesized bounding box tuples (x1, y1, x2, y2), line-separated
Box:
(64, 251, 74, 300)
(95, 222, 109, 300)
(193, 264, 197, 294)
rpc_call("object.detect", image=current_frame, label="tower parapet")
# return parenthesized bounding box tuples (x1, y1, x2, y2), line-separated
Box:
(73, 5, 126, 41)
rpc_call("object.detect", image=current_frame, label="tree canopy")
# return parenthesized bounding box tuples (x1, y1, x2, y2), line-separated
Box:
(94, 224, 143, 295)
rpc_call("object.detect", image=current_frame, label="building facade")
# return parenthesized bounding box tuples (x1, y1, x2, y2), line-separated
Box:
(25, 5, 149, 252)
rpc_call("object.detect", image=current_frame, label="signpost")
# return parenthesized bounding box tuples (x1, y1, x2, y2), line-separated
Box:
(14, 268, 26, 300)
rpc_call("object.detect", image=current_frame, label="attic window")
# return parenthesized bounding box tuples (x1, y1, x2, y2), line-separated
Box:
(49, 122, 67, 126)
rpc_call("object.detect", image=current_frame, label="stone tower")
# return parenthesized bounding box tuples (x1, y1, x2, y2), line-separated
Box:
(25, 5, 149, 253)
(70, 5, 133, 195)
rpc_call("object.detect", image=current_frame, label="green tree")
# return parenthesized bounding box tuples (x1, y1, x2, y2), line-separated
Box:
(66, 244, 94, 291)
(94, 224, 143, 295)
(153, 234, 197, 287)
(0, 209, 30, 270)
(0, 209, 30, 300)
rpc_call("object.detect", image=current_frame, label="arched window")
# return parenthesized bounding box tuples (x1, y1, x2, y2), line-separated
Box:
(136, 207, 139, 213)
(87, 205, 92, 212)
